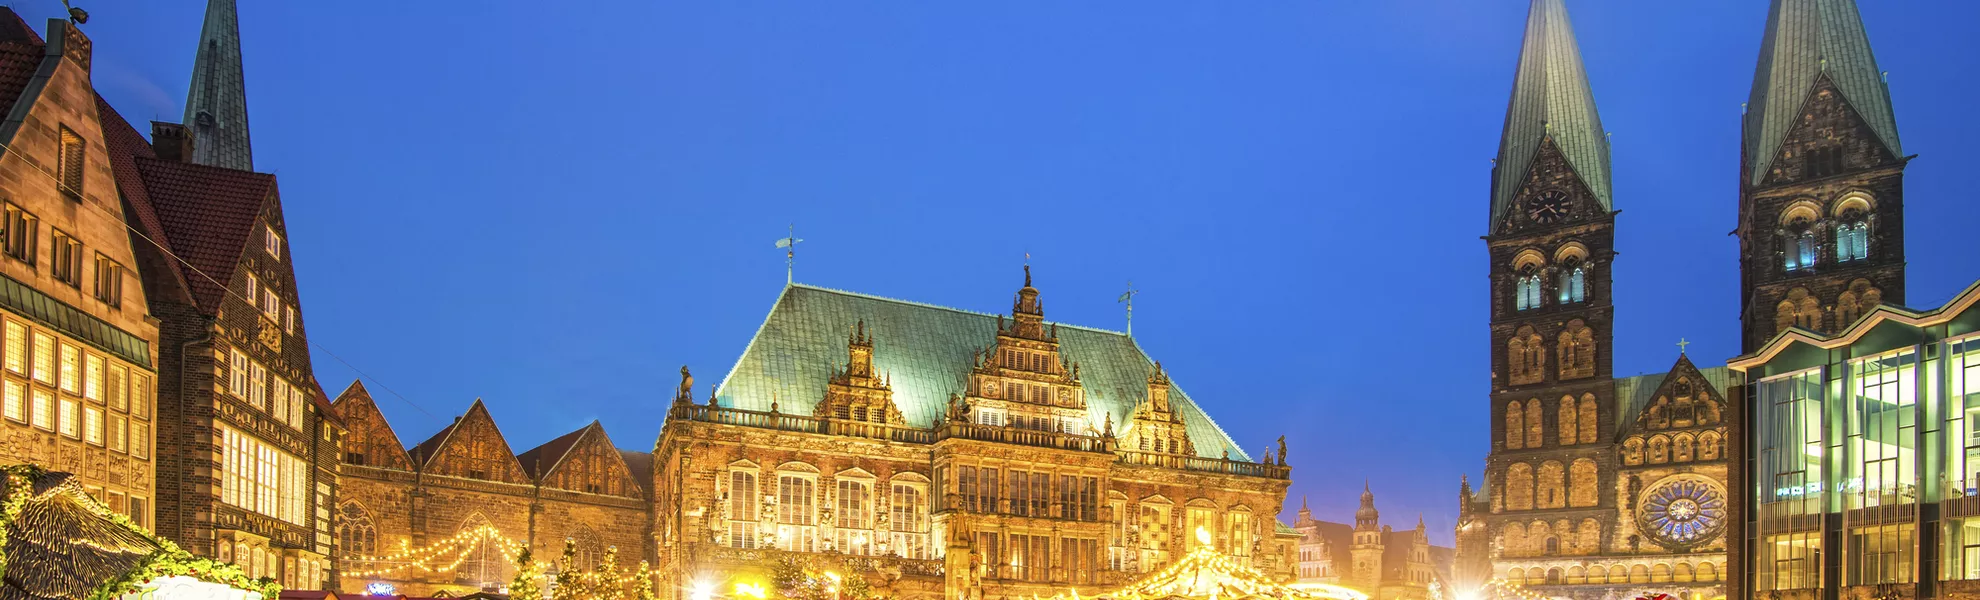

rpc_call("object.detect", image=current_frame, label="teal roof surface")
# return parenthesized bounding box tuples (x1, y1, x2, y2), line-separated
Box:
(1744, 0, 1900, 186)
(1490, 0, 1611, 231)
(1614, 364, 1733, 437)
(712, 284, 1249, 461)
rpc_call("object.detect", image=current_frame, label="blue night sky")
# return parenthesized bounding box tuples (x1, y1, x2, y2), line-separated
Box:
(36, 1, 1980, 544)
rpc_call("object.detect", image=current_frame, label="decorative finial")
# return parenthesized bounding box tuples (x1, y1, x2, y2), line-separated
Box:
(1677, 338, 1691, 355)
(1117, 281, 1140, 336)
(775, 224, 804, 285)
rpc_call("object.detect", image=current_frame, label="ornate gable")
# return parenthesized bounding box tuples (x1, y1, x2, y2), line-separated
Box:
(531, 422, 643, 498)
(330, 380, 412, 471)
(1122, 362, 1195, 457)
(1758, 75, 1901, 187)
(956, 267, 1093, 433)
(813, 321, 905, 425)
(1619, 355, 1730, 468)
(414, 400, 529, 484)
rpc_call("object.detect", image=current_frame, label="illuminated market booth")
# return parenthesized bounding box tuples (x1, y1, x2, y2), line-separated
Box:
(1044, 529, 1368, 600)
(0, 465, 277, 600)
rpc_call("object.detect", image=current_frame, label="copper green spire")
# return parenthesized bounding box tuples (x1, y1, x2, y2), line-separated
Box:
(1490, 0, 1610, 232)
(1744, 0, 1899, 186)
(184, 0, 253, 171)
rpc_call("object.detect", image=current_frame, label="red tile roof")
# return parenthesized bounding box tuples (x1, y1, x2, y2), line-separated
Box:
(93, 94, 182, 267)
(128, 155, 275, 313)
(516, 422, 595, 479)
(0, 9, 45, 122)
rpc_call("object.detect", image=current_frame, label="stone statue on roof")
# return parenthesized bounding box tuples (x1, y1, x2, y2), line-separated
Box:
(678, 366, 694, 402)
(1277, 435, 1288, 465)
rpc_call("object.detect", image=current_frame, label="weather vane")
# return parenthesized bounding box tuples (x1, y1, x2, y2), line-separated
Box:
(60, 0, 87, 24)
(1117, 281, 1140, 336)
(775, 224, 803, 285)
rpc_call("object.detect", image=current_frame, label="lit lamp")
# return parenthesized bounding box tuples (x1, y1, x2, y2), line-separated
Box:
(691, 581, 715, 600)
(1196, 526, 1212, 547)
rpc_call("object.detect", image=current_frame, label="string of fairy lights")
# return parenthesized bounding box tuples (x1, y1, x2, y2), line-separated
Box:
(341, 525, 653, 588)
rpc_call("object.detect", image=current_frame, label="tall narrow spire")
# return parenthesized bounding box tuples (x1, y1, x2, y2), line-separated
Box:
(1490, 0, 1610, 232)
(1743, 0, 1899, 186)
(184, 0, 253, 171)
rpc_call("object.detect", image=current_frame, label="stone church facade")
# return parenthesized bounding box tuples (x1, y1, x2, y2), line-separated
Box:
(332, 274, 1300, 598)
(1454, 0, 1735, 598)
(1458, 0, 1926, 598)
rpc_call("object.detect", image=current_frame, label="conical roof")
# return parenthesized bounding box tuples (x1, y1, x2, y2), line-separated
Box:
(1490, 0, 1610, 231)
(185, 0, 254, 171)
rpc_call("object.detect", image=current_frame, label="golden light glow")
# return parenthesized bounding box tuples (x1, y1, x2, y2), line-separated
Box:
(734, 583, 768, 599)
(1195, 526, 1212, 546)
(691, 581, 715, 600)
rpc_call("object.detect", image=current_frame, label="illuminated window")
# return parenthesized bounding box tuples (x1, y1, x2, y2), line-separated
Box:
(83, 405, 102, 445)
(30, 389, 51, 430)
(1557, 262, 1586, 304)
(58, 126, 83, 201)
(57, 342, 79, 394)
(94, 254, 123, 307)
(338, 502, 378, 557)
(218, 425, 308, 524)
(265, 225, 282, 261)
(3, 321, 22, 375)
(58, 396, 77, 438)
(3, 204, 37, 265)
(776, 473, 817, 552)
(2, 380, 21, 422)
(835, 478, 872, 555)
(1227, 510, 1253, 557)
(109, 415, 126, 453)
(84, 353, 102, 402)
(30, 332, 50, 385)
(1836, 217, 1869, 263)
(1784, 226, 1817, 272)
(50, 231, 80, 287)
(890, 482, 927, 559)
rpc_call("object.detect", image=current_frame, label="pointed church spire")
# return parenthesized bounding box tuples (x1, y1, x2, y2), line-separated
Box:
(1490, 0, 1610, 232)
(185, 0, 254, 171)
(1743, 0, 1900, 186)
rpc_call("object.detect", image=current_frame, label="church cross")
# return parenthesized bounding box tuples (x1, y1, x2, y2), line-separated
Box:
(1677, 338, 1691, 355)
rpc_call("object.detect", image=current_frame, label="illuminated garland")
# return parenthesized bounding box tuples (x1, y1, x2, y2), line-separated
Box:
(1047, 528, 1360, 600)
(341, 525, 527, 578)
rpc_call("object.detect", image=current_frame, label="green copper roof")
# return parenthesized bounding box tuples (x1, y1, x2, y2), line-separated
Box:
(712, 284, 1249, 461)
(185, 0, 254, 171)
(1744, 0, 1900, 186)
(1491, 0, 1610, 232)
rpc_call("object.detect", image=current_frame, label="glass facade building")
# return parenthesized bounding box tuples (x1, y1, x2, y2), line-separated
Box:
(1732, 282, 1980, 599)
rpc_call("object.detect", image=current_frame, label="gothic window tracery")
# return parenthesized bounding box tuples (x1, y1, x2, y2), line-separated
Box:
(455, 513, 507, 590)
(1783, 215, 1818, 272)
(1776, 288, 1822, 334)
(1537, 461, 1565, 509)
(337, 501, 378, 558)
(1557, 320, 1595, 380)
(1568, 459, 1597, 507)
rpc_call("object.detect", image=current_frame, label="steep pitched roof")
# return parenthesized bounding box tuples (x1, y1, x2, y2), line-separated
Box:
(0, 9, 44, 124)
(620, 449, 654, 495)
(1744, 0, 1899, 186)
(1490, 0, 1611, 231)
(713, 283, 1248, 460)
(516, 422, 595, 479)
(184, 0, 253, 171)
(126, 156, 274, 313)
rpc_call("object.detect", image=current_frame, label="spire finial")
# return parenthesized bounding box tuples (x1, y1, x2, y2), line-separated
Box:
(776, 224, 804, 285)
(1677, 337, 1691, 355)
(1118, 281, 1140, 337)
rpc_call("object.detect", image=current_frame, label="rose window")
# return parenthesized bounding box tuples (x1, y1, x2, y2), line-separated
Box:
(1639, 478, 1726, 546)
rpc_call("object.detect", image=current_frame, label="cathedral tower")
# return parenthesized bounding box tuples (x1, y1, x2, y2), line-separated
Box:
(185, 0, 254, 170)
(1482, 0, 1618, 587)
(1737, 0, 1905, 353)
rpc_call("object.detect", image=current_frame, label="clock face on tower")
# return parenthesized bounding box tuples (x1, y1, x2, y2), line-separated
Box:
(1526, 190, 1574, 224)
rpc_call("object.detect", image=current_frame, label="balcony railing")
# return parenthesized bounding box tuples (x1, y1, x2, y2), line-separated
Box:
(1116, 450, 1291, 479)
(669, 404, 1287, 478)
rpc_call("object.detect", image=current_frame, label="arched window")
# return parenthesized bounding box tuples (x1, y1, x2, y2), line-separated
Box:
(1525, 398, 1544, 449)
(1557, 320, 1595, 380)
(1835, 211, 1869, 262)
(1784, 216, 1818, 272)
(1577, 395, 1599, 444)
(1569, 459, 1598, 507)
(1544, 539, 1561, 558)
(455, 513, 507, 591)
(338, 501, 378, 558)
(1557, 261, 1586, 304)
(1506, 463, 1534, 511)
(1505, 402, 1524, 450)
(1537, 461, 1565, 509)
(1557, 397, 1577, 446)
(1510, 327, 1546, 386)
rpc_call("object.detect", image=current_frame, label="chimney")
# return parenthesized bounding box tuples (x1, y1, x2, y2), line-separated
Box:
(151, 122, 194, 162)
